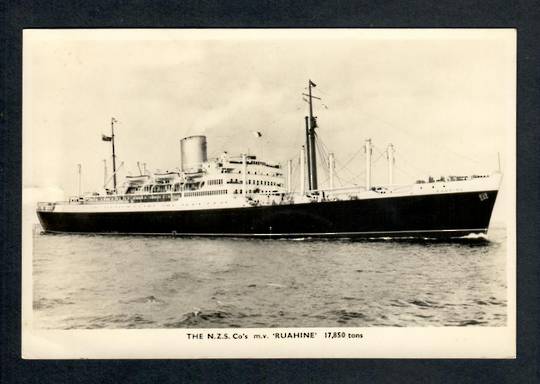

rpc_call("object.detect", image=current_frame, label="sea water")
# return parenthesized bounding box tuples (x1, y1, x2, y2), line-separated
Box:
(32, 226, 507, 329)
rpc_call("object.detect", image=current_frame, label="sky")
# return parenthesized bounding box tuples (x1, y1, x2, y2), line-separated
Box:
(23, 29, 515, 222)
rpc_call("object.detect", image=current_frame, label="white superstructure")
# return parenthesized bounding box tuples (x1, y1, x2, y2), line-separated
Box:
(37, 134, 501, 214)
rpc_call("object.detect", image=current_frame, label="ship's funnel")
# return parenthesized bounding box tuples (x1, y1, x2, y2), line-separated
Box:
(180, 135, 208, 172)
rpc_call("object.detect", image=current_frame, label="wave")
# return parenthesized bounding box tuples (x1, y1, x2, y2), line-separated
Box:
(165, 271, 193, 282)
(163, 309, 235, 327)
(460, 232, 488, 240)
(120, 295, 166, 304)
(33, 297, 74, 310)
(409, 299, 437, 308)
(389, 299, 410, 308)
(63, 313, 155, 329)
(454, 319, 489, 326)
(475, 298, 506, 306)
(266, 283, 286, 288)
(327, 309, 367, 324)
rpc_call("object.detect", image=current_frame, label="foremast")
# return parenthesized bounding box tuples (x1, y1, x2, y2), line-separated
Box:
(302, 79, 319, 192)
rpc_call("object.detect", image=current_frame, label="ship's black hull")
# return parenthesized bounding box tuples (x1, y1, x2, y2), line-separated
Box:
(37, 190, 498, 238)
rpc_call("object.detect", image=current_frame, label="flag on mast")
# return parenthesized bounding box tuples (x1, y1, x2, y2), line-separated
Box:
(309, 80, 316, 87)
(102, 134, 112, 141)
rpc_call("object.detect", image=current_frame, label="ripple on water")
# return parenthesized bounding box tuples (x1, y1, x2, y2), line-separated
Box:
(326, 309, 368, 324)
(33, 297, 75, 310)
(64, 314, 156, 329)
(163, 310, 234, 328)
(120, 295, 166, 304)
(32, 227, 508, 329)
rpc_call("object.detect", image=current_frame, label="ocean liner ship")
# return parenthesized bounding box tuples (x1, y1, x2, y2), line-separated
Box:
(37, 81, 501, 238)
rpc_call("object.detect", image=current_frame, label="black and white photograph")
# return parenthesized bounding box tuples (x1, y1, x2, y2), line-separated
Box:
(22, 29, 515, 358)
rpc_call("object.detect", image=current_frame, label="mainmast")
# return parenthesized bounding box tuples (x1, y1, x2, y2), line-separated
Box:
(303, 79, 320, 191)
(304, 116, 311, 190)
(102, 117, 119, 193)
(111, 117, 118, 193)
